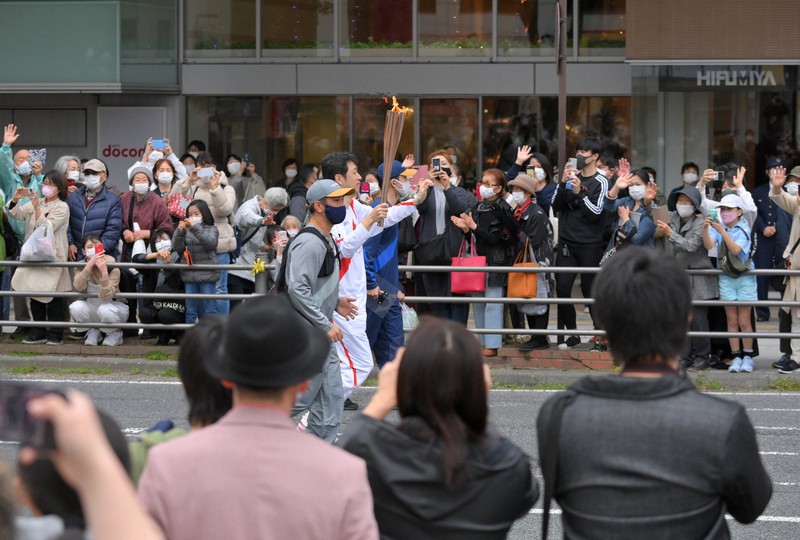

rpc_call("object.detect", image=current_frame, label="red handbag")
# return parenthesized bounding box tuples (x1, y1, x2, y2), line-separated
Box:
(450, 235, 487, 294)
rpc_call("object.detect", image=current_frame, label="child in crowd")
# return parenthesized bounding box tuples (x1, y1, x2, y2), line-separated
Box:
(69, 234, 129, 346)
(172, 200, 219, 324)
(703, 194, 757, 372)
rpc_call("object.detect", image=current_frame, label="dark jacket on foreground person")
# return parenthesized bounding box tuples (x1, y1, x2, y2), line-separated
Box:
(337, 414, 538, 540)
(537, 374, 772, 540)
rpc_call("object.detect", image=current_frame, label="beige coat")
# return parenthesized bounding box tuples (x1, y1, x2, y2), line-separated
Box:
(73, 254, 122, 302)
(172, 173, 237, 254)
(770, 189, 800, 316)
(10, 198, 71, 303)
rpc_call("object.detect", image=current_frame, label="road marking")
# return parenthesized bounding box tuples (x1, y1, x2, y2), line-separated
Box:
(2, 378, 181, 385)
(750, 408, 800, 412)
(528, 509, 800, 523)
(776, 482, 800, 486)
(755, 426, 800, 431)
(760, 451, 798, 456)
(123, 428, 146, 435)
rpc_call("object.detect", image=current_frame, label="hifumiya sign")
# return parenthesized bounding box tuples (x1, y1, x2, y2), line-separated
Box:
(696, 70, 778, 87)
(97, 107, 167, 191)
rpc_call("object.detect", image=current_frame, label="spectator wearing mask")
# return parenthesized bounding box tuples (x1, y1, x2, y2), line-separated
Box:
(656, 187, 718, 371)
(507, 174, 555, 351)
(551, 137, 609, 349)
(751, 164, 793, 321)
(451, 168, 516, 357)
(9, 171, 71, 345)
(667, 162, 702, 210)
(448, 162, 478, 211)
(698, 165, 757, 227)
(703, 194, 757, 373)
(279, 157, 298, 187)
(642, 166, 667, 207)
(338, 318, 538, 539)
(70, 234, 129, 347)
(172, 200, 220, 325)
(287, 164, 317, 220)
(226, 154, 265, 208)
(264, 227, 288, 291)
(152, 158, 182, 229)
(138, 295, 378, 540)
(186, 139, 206, 160)
(133, 227, 186, 346)
(127, 138, 188, 182)
(603, 170, 658, 254)
(53, 155, 81, 194)
(179, 153, 196, 171)
(281, 215, 301, 237)
(172, 152, 236, 316)
(537, 247, 771, 539)
(66, 159, 123, 260)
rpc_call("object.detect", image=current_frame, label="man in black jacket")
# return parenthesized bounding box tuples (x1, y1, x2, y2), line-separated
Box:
(550, 137, 608, 348)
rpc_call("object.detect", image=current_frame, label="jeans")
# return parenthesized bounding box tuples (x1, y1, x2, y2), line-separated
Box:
(215, 252, 231, 315)
(472, 282, 504, 350)
(184, 281, 216, 324)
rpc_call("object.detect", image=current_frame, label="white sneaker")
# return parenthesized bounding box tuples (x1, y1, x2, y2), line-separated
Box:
(84, 328, 102, 346)
(296, 411, 310, 433)
(102, 330, 124, 347)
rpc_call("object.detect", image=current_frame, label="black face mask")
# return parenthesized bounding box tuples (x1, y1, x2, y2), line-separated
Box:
(721, 189, 737, 198)
(442, 167, 452, 177)
(576, 154, 591, 170)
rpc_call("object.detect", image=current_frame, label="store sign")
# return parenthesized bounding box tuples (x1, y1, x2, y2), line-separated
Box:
(654, 65, 797, 92)
(97, 107, 166, 191)
(696, 69, 777, 87)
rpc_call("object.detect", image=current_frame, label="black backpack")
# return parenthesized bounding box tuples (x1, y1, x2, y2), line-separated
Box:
(274, 226, 339, 293)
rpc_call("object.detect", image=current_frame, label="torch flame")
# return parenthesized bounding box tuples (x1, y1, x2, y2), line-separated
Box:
(384, 96, 410, 114)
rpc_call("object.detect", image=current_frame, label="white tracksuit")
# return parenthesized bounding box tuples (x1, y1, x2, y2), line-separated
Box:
(332, 198, 415, 399)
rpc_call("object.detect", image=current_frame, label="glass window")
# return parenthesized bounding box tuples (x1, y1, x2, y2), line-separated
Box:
(185, 0, 256, 58)
(498, 0, 571, 57)
(189, 96, 350, 186)
(418, 0, 491, 57)
(578, 0, 625, 56)
(261, 0, 334, 58)
(420, 98, 479, 183)
(353, 98, 415, 172)
(340, 1, 413, 58)
(121, 0, 178, 85)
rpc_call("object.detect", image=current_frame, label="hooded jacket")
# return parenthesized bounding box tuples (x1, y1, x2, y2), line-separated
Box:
(337, 414, 537, 540)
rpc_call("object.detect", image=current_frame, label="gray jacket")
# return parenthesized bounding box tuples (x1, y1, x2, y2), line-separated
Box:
(231, 196, 268, 282)
(285, 225, 338, 332)
(172, 223, 220, 283)
(538, 374, 772, 540)
(661, 212, 718, 300)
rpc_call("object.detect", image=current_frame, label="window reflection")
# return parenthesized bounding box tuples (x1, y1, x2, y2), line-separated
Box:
(261, 0, 334, 57)
(497, 0, 566, 57)
(418, 0, 491, 57)
(420, 98, 478, 182)
(185, 0, 256, 57)
(340, 1, 412, 57)
(578, 0, 625, 56)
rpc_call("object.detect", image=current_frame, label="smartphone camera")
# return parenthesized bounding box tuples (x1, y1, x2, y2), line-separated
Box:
(152, 139, 167, 150)
(432, 158, 442, 172)
(0, 382, 60, 449)
(197, 167, 214, 179)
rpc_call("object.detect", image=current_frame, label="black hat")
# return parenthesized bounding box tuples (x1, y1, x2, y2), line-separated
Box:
(204, 295, 330, 389)
(668, 186, 703, 212)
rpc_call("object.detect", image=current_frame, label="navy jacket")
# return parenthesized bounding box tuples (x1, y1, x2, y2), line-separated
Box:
(66, 185, 123, 258)
(753, 182, 791, 248)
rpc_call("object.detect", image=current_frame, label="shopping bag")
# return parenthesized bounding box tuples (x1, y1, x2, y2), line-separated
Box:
(167, 193, 192, 220)
(450, 235, 486, 294)
(19, 221, 56, 262)
(508, 238, 538, 298)
(401, 302, 419, 329)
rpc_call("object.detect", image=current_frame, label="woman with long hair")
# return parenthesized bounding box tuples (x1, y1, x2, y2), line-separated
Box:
(338, 317, 537, 539)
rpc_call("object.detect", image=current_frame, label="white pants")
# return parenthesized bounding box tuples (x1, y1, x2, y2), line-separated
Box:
(69, 299, 129, 333)
(335, 307, 374, 400)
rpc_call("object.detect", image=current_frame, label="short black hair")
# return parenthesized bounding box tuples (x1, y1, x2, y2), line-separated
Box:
(592, 247, 691, 366)
(187, 199, 214, 226)
(149, 226, 174, 251)
(681, 162, 699, 174)
(281, 158, 298, 171)
(187, 140, 206, 152)
(642, 166, 657, 180)
(297, 164, 317, 185)
(321, 152, 358, 180)
(196, 152, 214, 167)
(630, 168, 651, 185)
(597, 153, 618, 170)
(81, 234, 102, 250)
(576, 136, 602, 156)
(177, 317, 232, 426)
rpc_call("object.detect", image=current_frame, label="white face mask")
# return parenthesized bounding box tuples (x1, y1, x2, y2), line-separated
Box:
(533, 167, 546, 181)
(83, 175, 102, 190)
(85, 247, 96, 259)
(676, 204, 695, 218)
(227, 162, 241, 175)
(396, 181, 411, 198)
(596, 168, 608, 178)
(189, 216, 202, 225)
(369, 182, 380, 195)
(628, 185, 646, 201)
(511, 191, 528, 205)
(155, 239, 171, 252)
(285, 169, 298, 179)
(683, 172, 699, 184)
(133, 182, 149, 195)
(479, 185, 497, 200)
(286, 229, 299, 238)
(66, 170, 80, 181)
(189, 151, 199, 159)
(16, 161, 32, 176)
(157, 172, 173, 184)
(449, 176, 459, 187)
(787, 183, 800, 196)
(450, 154, 457, 164)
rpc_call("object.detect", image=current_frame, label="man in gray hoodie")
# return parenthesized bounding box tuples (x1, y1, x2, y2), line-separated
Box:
(286, 179, 355, 442)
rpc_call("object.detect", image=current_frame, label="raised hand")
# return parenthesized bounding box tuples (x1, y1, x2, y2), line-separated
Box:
(618, 157, 631, 177)
(516, 145, 533, 165)
(3, 124, 20, 146)
(402, 154, 415, 168)
(771, 166, 787, 191)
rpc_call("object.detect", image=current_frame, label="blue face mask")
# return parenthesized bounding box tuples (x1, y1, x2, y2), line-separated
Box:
(324, 204, 346, 225)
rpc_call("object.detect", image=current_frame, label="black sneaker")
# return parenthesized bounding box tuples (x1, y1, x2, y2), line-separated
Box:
(558, 336, 581, 350)
(10, 328, 29, 340)
(679, 357, 695, 371)
(343, 398, 359, 411)
(779, 360, 800, 374)
(688, 357, 711, 371)
(67, 330, 87, 341)
(519, 338, 549, 351)
(22, 337, 46, 344)
(772, 354, 792, 370)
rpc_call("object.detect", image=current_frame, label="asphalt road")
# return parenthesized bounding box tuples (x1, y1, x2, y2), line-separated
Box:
(1, 375, 798, 539)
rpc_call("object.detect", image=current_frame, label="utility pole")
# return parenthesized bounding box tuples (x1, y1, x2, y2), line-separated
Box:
(556, 0, 568, 171)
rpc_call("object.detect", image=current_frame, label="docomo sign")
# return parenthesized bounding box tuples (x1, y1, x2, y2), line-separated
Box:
(102, 145, 145, 159)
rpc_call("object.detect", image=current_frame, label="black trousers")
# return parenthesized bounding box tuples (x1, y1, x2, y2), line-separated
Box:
(510, 304, 550, 344)
(140, 305, 184, 341)
(555, 243, 604, 333)
(228, 275, 255, 313)
(29, 297, 65, 342)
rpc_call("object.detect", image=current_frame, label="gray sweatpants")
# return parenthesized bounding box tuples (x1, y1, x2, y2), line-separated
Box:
(291, 344, 343, 443)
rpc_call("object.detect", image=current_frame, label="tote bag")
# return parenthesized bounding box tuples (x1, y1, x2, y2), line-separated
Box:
(508, 238, 538, 298)
(450, 235, 486, 294)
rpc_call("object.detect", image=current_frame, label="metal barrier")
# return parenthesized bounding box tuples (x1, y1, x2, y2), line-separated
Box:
(0, 259, 797, 339)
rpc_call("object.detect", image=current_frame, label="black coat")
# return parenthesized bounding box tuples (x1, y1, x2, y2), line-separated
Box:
(470, 197, 516, 287)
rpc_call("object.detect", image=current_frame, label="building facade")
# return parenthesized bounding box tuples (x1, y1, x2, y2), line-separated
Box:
(0, 0, 797, 193)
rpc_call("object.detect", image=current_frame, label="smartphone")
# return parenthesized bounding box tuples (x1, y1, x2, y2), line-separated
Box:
(567, 158, 578, 170)
(95, 243, 105, 256)
(197, 167, 214, 178)
(432, 157, 442, 172)
(526, 166, 535, 177)
(0, 381, 60, 448)
(151, 139, 167, 150)
(707, 208, 720, 222)
(716, 171, 725, 183)
(243, 152, 250, 165)
(278, 230, 288, 240)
